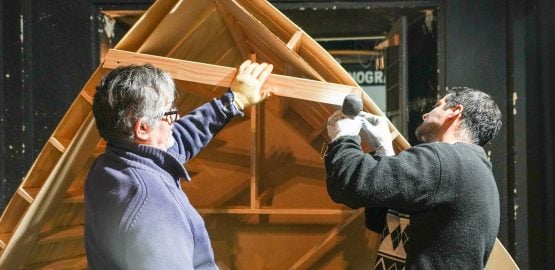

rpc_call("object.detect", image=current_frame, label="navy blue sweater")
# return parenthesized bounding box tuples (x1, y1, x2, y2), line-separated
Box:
(325, 136, 500, 269)
(85, 91, 241, 269)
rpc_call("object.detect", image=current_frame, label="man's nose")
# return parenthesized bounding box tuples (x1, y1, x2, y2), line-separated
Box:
(422, 113, 428, 121)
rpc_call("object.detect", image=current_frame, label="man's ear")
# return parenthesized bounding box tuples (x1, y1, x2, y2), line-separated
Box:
(134, 119, 150, 143)
(448, 104, 464, 119)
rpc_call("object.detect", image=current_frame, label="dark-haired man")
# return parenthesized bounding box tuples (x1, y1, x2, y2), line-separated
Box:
(325, 87, 502, 269)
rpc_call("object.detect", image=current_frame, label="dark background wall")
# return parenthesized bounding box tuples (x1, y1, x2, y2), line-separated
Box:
(0, 0, 553, 269)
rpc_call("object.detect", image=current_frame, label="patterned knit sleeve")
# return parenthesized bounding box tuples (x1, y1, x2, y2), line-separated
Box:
(324, 136, 443, 212)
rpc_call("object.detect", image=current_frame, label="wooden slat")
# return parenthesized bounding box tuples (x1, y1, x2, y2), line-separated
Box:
(38, 226, 83, 245)
(114, 0, 180, 51)
(290, 209, 369, 269)
(215, 0, 251, 60)
(0, 113, 100, 269)
(48, 137, 69, 153)
(286, 31, 303, 53)
(103, 49, 361, 106)
(308, 127, 325, 144)
(15, 187, 83, 205)
(217, 0, 325, 81)
(0, 225, 84, 250)
(135, 0, 214, 55)
(0, 233, 10, 249)
(26, 255, 87, 270)
(236, 0, 297, 41)
(197, 207, 357, 215)
(166, 6, 222, 59)
(79, 91, 93, 104)
(250, 99, 264, 210)
(16, 187, 38, 204)
(0, 195, 31, 235)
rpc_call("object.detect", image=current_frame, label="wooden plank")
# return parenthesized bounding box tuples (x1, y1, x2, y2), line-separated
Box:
(0, 113, 100, 269)
(26, 255, 87, 270)
(48, 137, 69, 153)
(197, 207, 357, 215)
(37, 226, 83, 245)
(286, 31, 303, 53)
(103, 49, 361, 106)
(0, 233, 9, 249)
(289, 209, 371, 269)
(114, 0, 179, 52)
(217, 0, 325, 81)
(485, 239, 520, 270)
(236, 0, 297, 41)
(166, 6, 222, 59)
(215, 0, 251, 59)
(308, 127, 325, 144)
(0, 195, 30, 235)
(0, 225, 86, 250)
(249, 53, 261, 210)
(16, 187, 37, 204)
(15, 187, 84, 205)
(250, 102, 264, 209)
(136, 0, 215, 55)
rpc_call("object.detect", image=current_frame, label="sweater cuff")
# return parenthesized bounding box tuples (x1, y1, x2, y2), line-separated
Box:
(329, 135, 361, 146)
(218, 89, 244, 117)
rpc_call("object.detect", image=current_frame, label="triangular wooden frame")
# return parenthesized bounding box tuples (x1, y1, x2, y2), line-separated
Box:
(0, 0, 516, 269)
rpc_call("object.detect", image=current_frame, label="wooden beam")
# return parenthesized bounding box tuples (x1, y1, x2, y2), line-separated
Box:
(286, 31, 303, 53)
(217, 0, 325, 81)
(166, 6, 220, 59)
(249, 53, 264, 210)
(38, 225, 83, 245)
(250, 103, 264, 209)
(103, 49, 361, 106)
(197, 207, 357, 215)
(215, 0, 251, 60)
(0, 113, 101, 269)
(26, 255, 87, 270)
(113, 0, 179, 52)
(289, 209, 367, 269)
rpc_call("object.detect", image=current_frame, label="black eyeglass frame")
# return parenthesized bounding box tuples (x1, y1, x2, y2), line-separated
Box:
(162, 110, 179, 124)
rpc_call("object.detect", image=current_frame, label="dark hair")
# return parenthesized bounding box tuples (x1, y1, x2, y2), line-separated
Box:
(444, 87, 502, 146)
(93, 64, 176, 143)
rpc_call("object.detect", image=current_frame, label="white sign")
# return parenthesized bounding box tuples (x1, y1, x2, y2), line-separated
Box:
(347, 70, 386, 86)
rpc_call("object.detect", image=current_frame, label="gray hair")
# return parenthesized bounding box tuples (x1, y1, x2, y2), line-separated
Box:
(93, 64, 176, 143)
(444, 87, 502, 146)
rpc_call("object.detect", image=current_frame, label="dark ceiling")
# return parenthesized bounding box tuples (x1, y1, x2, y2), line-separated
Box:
(271, 1, 437, 38)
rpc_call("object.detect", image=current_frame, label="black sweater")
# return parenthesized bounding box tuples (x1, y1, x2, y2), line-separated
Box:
(325, 136, 500, 269)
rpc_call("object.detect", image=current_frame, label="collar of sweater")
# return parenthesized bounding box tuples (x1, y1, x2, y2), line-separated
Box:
(106, 141, 188, 184)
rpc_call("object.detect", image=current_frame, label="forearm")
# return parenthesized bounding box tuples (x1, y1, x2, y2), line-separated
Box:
(325, 137, 443, 211)
(170, 90, 242, 162)
(325, 136, 380, 208)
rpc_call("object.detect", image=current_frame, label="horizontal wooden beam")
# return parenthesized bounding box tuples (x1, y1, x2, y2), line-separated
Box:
(197, 207, 357, 215)
(290, 209, 365, 269)
(26, 255, 87, 270)
(0, 225, 84, 250)
(103, 49, 361, 106)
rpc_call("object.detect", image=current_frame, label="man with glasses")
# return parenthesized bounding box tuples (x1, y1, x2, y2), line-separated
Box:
(325, 87, 502, 269)
(85, 60, 273, 269)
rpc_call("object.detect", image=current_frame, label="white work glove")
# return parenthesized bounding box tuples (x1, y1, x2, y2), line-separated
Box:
(230, 60, 273, 110)
(359, 112, 395, 156)
(327, 110, 362, 142)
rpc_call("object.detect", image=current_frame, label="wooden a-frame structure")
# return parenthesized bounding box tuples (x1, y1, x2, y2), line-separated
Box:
(0, 0, 517, 269)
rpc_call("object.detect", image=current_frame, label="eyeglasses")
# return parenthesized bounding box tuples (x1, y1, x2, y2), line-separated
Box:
(162, 110, 179, 124)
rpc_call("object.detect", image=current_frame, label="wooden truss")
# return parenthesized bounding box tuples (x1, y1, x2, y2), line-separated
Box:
(0, 0, 516, 269)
